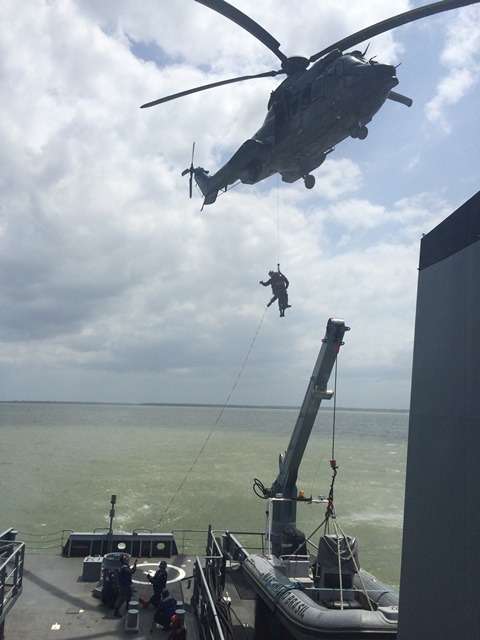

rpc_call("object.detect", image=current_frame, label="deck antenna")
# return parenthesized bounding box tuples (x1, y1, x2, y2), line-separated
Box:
(107, 494, 116, 552)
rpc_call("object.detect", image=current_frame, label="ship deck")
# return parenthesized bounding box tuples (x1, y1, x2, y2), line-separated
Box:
(2, 553, 256, 640)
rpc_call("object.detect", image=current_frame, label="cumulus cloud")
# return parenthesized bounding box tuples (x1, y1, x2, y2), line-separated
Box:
(425, 6, 480, 132)
(0, 0, 477, 409)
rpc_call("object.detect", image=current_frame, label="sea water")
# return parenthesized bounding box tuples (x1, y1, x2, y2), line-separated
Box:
(0, 402, 407, 588)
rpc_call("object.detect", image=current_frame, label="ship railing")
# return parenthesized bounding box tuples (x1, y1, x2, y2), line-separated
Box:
(192, 553, 228, 640)
(171, 528, 267, 558)
(172, 528, 211, 555)
(14, 527, 182, 557)
(190, 527, 269, 639)
(62, 530, 178, 558)
(191, 527, 258, 640)
(216, 529, 267, 559)
(0, 530, 25, 631)
(188, 527, 267, 640)
(14, 528, 73, 553)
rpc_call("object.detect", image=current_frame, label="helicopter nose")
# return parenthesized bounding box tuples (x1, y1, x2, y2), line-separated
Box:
(371, 63, 398, 87)
(372, 62, 396, 76)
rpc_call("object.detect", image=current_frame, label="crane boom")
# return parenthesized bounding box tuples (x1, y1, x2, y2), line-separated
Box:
(268, 318, 349, 556)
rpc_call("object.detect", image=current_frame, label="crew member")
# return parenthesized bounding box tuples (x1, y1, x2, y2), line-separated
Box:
(147, 560, 168, 607)
(153, 589, 178, 631)
(113, 555, 138, 617)
(260, 269, 292, 317)
(168, 614, 187, 639)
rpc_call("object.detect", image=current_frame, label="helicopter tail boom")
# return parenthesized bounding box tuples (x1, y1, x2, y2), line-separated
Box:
(193, 168, 218, 206)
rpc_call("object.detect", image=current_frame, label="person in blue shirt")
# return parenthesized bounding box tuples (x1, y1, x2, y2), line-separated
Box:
(153, 589, 178, 630)
(147, 560, 168, 607)
(113, 555, 138, 618)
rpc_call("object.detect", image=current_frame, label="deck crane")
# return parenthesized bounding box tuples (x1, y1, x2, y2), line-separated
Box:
(266, 318, 349, 557)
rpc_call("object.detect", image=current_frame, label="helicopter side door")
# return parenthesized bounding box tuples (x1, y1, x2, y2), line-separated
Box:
(288, 91, 302, 133)
(281, 85, 313, 137)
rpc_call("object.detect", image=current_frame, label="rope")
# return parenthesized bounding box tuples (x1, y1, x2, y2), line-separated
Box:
(326, 352, 340, 517)
(326, 462, 338, 522)
(308, 352, 340, 506)
(213, 305, 268, 420)
(332, 519, 345, 609)
(331, 357, 338, 461)
(330, 518, 375, 612)
(153, 307, 268, 531)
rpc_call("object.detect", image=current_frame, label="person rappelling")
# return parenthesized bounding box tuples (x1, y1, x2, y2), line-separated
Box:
(260, 268, 291, 317)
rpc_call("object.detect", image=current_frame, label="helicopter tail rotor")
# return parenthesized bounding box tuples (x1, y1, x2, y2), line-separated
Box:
(181, 142, 196, 198)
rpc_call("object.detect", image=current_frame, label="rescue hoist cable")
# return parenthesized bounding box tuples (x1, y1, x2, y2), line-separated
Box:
(276, 174, 281, 268)
(278, 203, 281, 269)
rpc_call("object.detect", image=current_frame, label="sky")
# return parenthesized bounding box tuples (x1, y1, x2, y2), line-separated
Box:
(0, 1, 479, 410)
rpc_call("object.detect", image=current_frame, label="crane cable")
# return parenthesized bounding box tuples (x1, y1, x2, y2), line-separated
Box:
(321, 356, 375, 611)
(299, 355, 375, 611)
(326, 356, 339, 519)
(307, 352, 340, 515)
(285, 353, 342, 545)
(153, 306, 268, 531)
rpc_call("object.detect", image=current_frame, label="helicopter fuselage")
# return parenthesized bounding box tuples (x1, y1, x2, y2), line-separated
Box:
(142, 0, 480, 205)
(194, 50, 399, 202)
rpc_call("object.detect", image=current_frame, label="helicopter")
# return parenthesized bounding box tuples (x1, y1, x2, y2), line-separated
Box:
(141, 0, 480, 206)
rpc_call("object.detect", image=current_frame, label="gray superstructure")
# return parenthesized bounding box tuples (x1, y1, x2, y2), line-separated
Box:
(399, 191, 480, 639)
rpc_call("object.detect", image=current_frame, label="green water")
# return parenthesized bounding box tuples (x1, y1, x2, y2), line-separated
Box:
(0, 402, 407, 588)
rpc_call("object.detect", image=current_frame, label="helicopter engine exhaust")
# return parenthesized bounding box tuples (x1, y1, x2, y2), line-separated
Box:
(387, 90, 413, 107)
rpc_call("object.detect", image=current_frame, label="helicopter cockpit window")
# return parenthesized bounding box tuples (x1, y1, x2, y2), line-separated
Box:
(311, 77, 323, 101)
(342, 57, 356, 70)
(323, 62, 344, 92)
(342, 56, 361, 84)
(324, 66, 337, 94)
(290, 95, 300, 117)
(302, 86, 312, 108)
(263, 107, 275, 124)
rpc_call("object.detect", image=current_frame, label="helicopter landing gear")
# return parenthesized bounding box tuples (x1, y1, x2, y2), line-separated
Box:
(303, 174, 315, 189)
(351, 123, 368, 140)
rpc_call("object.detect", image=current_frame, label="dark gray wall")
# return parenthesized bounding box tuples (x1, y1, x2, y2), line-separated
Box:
(398, 191, 480, 639)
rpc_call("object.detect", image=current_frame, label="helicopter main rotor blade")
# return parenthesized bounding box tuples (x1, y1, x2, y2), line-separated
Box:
(195, 0, 287, 65)
(140, 70, 282, 108)
(309, 0, 480, 63)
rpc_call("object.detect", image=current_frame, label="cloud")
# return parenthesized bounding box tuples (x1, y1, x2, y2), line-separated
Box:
(0, 0, 477, 409)
(425, 6, 480, 132)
